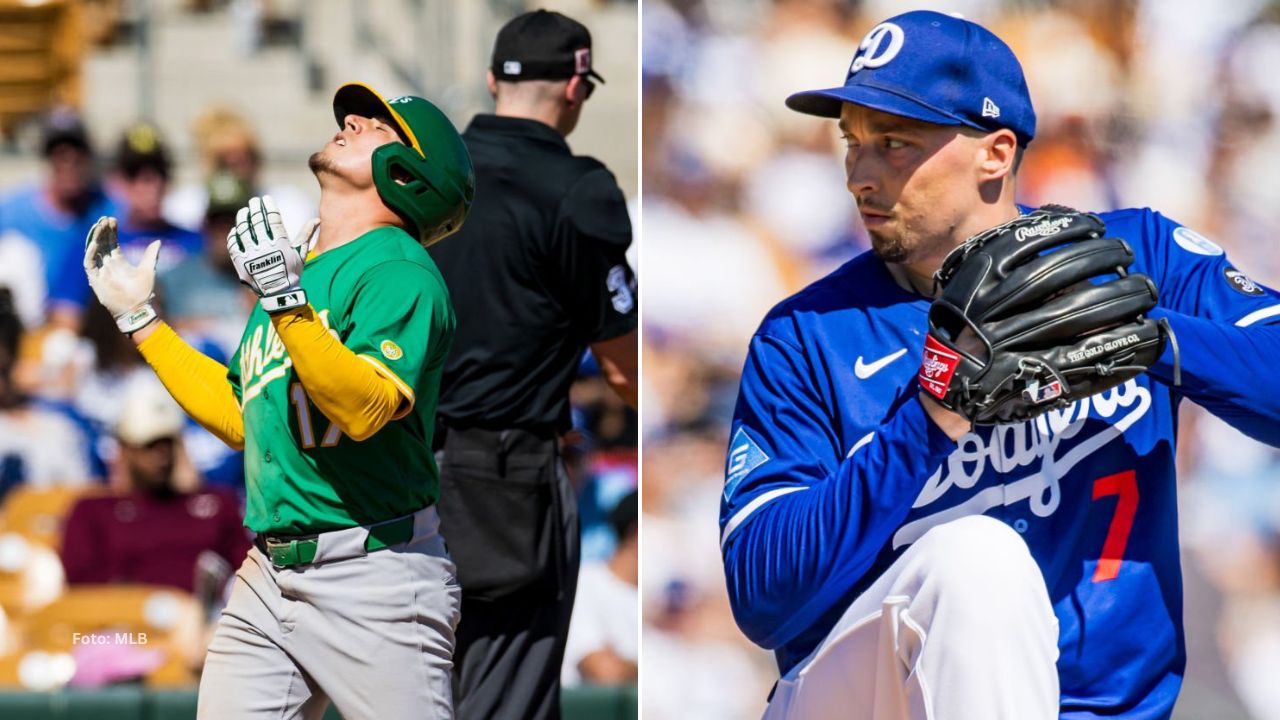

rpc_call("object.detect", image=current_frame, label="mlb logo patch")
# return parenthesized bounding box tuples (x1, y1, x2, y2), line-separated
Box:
(503, 60, 522, 75)
(575, 48, 592, 74)
(1024, 380, 1063, 405)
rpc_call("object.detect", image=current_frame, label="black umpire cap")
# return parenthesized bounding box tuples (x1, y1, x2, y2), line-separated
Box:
(490, 9, 606, 85)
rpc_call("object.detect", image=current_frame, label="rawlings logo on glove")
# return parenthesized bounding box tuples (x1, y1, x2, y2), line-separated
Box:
(1013, 216, 1072, 242)
(918, 335, 960, 399)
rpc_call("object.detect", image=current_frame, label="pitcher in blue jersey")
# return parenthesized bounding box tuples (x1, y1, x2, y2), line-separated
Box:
(720, 10, 1280, 719)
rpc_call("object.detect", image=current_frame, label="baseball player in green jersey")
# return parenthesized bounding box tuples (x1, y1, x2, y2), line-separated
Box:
(81, 82, 475, 719)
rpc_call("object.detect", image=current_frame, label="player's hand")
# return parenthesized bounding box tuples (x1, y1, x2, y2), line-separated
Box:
(227, 196, 309, 314)
(919, 392, 972, 441)
(82, 216, 160, 334)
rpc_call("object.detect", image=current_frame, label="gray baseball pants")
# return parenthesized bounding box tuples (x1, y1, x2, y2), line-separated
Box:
(197, 505, 460, 719)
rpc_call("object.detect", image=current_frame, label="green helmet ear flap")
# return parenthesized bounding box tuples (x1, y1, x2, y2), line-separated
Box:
(332, 85, 474, 245)
(371, 142, 473, 246)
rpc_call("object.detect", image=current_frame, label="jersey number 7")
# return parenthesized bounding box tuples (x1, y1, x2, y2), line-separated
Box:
(1091, 470, 1138, 582)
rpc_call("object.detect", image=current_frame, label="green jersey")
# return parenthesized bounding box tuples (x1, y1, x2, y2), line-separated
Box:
(228, 226, 454, 535)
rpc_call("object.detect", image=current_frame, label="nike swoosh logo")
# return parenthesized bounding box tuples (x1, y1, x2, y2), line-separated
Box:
(854, 348, 908, 379)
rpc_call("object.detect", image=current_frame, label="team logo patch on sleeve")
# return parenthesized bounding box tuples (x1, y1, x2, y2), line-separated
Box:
(725, 427, 769, 500)
(606, 266, 635, 314)
(380, 340, 403, 360)
(1172, 226, 1224, 256)
(1224, 267, 1265, 296)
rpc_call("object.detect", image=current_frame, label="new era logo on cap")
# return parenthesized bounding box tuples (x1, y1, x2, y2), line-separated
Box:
(982, 97, 1000, 118)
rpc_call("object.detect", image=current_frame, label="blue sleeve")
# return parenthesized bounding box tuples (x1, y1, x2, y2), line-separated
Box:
(47, 246, 91, 310)
(1132, 210, 1280, 444)
(48, 192, 125, 311)
(719, 332, 956, 649)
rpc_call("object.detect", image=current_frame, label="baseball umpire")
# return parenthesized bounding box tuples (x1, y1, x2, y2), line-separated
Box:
(426, 9, 638, 720)
(82, 82, 474, 719)
(721, 10, 1280, 719)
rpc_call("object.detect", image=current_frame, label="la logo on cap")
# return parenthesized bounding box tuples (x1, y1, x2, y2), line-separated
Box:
(849, 22, 904, 74)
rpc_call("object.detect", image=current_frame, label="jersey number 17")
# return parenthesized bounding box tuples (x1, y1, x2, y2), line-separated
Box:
(290, 382, 342, 448)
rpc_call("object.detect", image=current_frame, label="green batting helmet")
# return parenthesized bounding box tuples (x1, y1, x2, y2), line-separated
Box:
(332, 82, 475, 245)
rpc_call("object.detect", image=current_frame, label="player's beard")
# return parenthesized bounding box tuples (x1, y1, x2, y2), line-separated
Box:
(869, 229, 910, 264)
(308, 151, 338, 176)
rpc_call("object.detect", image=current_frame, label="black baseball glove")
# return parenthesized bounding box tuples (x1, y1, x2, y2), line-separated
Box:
(917, 206, 1169, 425)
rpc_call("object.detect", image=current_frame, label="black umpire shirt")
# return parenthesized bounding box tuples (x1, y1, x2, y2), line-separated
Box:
(428, 114, 637, 434)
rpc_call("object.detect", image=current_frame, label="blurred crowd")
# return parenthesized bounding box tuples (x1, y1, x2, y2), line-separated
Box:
(641, 0, 1280, 718)
(0, 96, 313, 688)
(0, 0, 638, 696)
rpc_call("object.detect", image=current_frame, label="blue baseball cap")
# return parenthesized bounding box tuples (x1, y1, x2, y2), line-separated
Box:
(786, 11, 1036, 146)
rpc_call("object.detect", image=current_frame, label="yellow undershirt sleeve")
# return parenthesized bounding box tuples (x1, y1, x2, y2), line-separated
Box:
(136, 323, 246, 450)
(269, 306, 407, 442)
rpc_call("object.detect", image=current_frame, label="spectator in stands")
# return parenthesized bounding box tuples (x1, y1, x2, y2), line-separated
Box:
(563, 490, 638, 686)
(73, 299, 156, 450)
(0, 287, 92, 497)
(111, 123, 205, 266)
(50, 123, 204, 316)
(0, 109, 118, 329)
(163, 106, 314, 236)
(0, 230, 47, 330)
(159, 171, 257, 357)
(152, 172, 252, 490)
(60, 382, 250, 592)
(75, 273, 244, 491)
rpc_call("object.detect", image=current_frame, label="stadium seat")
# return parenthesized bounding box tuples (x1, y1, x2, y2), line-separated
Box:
(0, 485, 97, 551)
(4, 586, 202, 689)
(0, 534, 64, 616)
(0, 0, 83, 137)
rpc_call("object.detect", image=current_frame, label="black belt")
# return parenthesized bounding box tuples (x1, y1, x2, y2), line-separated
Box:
(434, 422, 559, 451)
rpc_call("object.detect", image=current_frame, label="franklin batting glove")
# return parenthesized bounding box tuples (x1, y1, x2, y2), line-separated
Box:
(227, 195, 310, 313)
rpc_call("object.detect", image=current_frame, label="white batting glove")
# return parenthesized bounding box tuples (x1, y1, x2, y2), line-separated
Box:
(227, 196, 315, 314)
(82, 216, 161, 334)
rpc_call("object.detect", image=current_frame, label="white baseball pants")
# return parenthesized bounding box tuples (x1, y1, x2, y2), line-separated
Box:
(763, 515, 1060, 720)
(197, 505, 460, 719)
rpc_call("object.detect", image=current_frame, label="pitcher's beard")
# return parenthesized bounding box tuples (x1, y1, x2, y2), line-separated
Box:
(870, 231, 910, 264)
